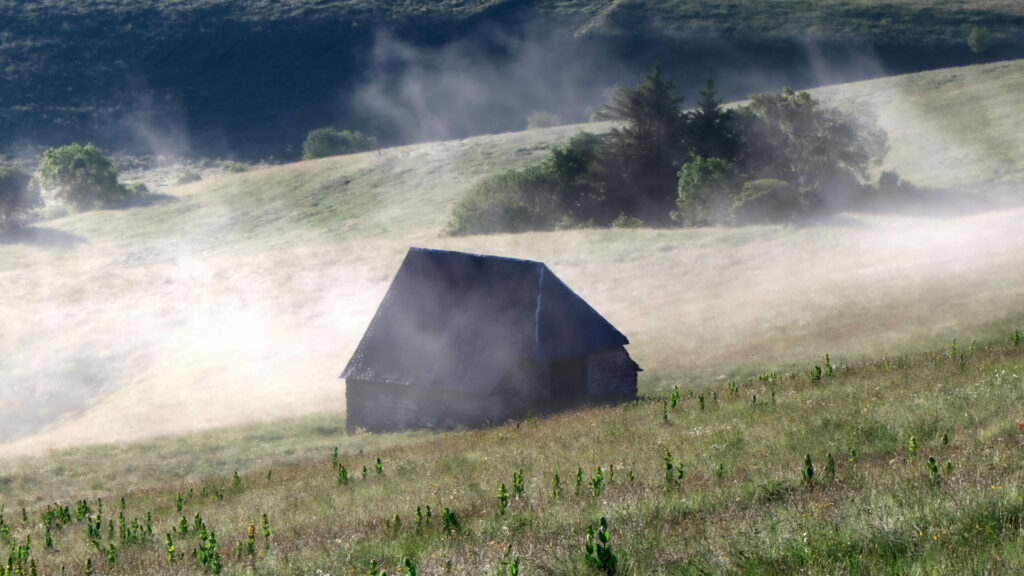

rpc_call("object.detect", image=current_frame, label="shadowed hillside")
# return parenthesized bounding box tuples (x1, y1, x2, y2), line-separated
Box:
(2, 0, 1023, 157)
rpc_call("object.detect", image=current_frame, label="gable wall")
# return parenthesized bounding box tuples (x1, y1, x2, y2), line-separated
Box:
(586, 347, 638, 400)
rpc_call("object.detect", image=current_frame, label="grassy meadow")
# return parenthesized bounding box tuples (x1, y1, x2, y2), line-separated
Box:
(2, 59, 1024, 573)
(2, 336, 1024, 574)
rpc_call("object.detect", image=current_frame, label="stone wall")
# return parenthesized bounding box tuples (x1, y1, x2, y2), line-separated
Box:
(586, 347, 638, 401)
(346, 369, 548, 433)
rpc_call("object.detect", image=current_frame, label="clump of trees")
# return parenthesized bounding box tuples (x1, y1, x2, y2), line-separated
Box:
(446, 67, 898, 236)
(2, 143, 149, 227)
(35, 143, 145, 211)
(301, 128, 378, 160)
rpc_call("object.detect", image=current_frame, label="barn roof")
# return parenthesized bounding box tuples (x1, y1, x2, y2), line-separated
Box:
(340, 247, 628, 393)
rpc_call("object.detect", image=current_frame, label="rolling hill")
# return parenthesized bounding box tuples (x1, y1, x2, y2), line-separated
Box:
(2, 0, 1023, 157)
(1, 58, 1023, 457)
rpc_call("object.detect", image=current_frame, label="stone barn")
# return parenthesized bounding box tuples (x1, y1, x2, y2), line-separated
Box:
(341, 247, 640, 432)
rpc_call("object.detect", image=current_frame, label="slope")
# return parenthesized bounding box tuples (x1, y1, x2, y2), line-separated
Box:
(1, 59, 1023, 456)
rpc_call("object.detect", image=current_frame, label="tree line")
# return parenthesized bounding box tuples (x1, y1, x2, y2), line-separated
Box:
(446, 67, 907, 235)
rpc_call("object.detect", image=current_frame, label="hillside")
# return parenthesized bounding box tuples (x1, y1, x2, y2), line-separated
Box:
(2, 0, 1023, 157)
(2, 58, 1023, 457)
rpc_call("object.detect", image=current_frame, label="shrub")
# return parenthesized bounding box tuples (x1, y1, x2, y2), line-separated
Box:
(34, 144, 132, 210)
(444, 165, 561, 235)
(968, 26, 991, 54)
(674, 156, 740, 226)
(611, 213, 643, 228)
(730, 179, 804, 225)
(175, 171, 202, 185)
(301, 128, 378, 160)
(0, 166, 38, 225)
(526, 110, 562, 130)
(226, 162, 250, 173)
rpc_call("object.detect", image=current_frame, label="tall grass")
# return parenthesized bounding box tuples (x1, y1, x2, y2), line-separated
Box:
(3, 335, 1024, 574)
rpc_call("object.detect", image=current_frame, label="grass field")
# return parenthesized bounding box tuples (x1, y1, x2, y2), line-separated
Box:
(2, 334, 1024, 574)
(1, 58, 1024, 573)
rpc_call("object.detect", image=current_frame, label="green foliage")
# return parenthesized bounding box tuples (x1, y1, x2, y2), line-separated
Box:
(0, 166, 38, 225)
(968, 26, 992, 54)
(173, 170, 202, 185)
(596, 65, 689, 223)
(165, 533, 175, 563)
(1014, 329, 1020, 347)
(825, 452, 836, 484)
(301, 128, 378, 160)
(803, 454, 815, 490)
(575, 466, 584, 496)
(685, 79, 739, 162)
(674, 156, 739, 226)
(670, 385, 679, 408)
(809, 364, 823, 382)
(444, 165, 560, 236)
(589, 467, 604, 497)
(403, 556, 417, 576)
(338, 464, 349, 485)
(551, 473, 561, 500)
(440, 507, 459, 534)
(909, 436, 918, 459)
(512, 469, 524, 497)
(738, 88, 888, 210)
(376, 457, 383, 475)
(35, 144, 136, 210)
(584, 517, 618, 575)
(730, 179, 805, 225)
(526, 110, 562, 130)
(610, 212, 643, 228)
(496, 483, 509, 514)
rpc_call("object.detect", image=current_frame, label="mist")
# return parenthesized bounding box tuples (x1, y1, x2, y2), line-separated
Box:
(2, 30, 1022, 458)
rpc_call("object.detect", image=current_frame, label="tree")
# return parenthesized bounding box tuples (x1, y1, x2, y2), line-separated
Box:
(674, 156, 740, 227)
(543, 132, 612, 225)
(0, 166, 39, 226)
(35, 144, 132, 210)
(302, 128, 378, 160)
(685, 79, 739, 162)
(737, 89, 887, 202)
(595, 65, 690, 223)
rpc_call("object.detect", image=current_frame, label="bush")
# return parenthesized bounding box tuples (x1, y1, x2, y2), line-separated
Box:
(444, 165, 561, 236)
(526, 111, 562, 130)
(674, 156, 740, 226)
(968, 27, 991, 54)
(302, 128, 378, 160)
(0, 166, 38, 226)
(175, 171, 202, 185)
(35, 143, 132, 210)
(611, 213, 643, 228)
(729, 179, 804, 224)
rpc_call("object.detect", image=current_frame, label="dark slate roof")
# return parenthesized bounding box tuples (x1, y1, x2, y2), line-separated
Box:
(340, 247, 628, 393)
